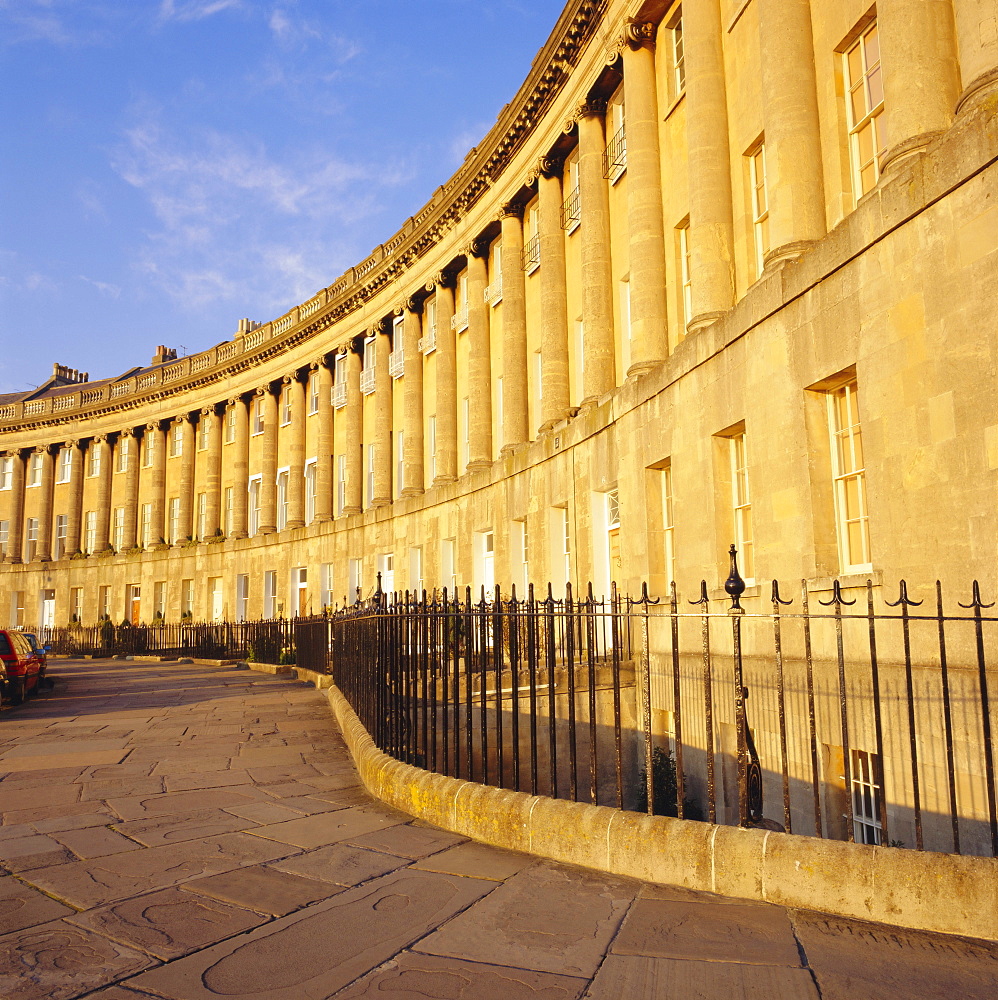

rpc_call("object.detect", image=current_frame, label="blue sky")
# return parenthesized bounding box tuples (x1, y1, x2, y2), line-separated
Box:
(0, 0, 566, 394)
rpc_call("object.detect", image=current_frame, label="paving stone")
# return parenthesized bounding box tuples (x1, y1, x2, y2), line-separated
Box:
(0, 834, 68, 859)
(0, 822, 37, 841)
(4, 801, 113, 826)
(1, 739, 130, 758)
(181, 864, 340, 915)
(0, 784, 81, 811)
(346, 822, 468, 859)
(337, 950, 589, 999)
(32, 811, 122, 834)
(248, 806, 406, 849)
(129, 869, 495, 1000)
(270, 794, 352, 814)
(106, 788, 258, 821)
(23, 833, 298, 908)
(80, 778, 166, 801)
(0, 875, 75, 934)
(269, 843, 409, 885)
(415, 862, 636, 978)
(112, 810, 250, 847)
(611, 898, 802, 967)
(221, 801, 311, 825)
(0, 751, 130, 773)
(256, 779, 330, 799)
(163, 771, 254, 792)
(412, 841, 535, 880)
(791, 910, 998, 1000)
(0, 918, 155, 1000)
(235, 748, 305, 767)
(583, 955, 820, 999)
(243, 763, 321, 784)
(150, 756, 234, 776)
(51, 826, 141, 858)
(67, 886, 268, 960)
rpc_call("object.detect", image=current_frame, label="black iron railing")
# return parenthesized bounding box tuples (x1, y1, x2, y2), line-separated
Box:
(30, 553, 998, 858)
(330, 556, 998, 859)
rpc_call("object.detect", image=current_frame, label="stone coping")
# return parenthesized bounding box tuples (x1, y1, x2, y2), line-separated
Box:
(324, 683, 998, 943)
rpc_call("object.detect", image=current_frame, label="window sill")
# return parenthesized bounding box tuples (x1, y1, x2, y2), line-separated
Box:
(663, 90, 686, 123)
(807, 569, 882, 593)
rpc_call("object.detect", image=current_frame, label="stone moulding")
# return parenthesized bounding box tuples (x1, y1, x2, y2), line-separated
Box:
(326, 683, 998, 944)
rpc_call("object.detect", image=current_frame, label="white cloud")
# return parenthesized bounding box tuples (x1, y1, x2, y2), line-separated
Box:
(158, 0, 240, 24)
(78, 275, 121, 298)
(448, 121, 491, 167)
(111, 111, 411, 316)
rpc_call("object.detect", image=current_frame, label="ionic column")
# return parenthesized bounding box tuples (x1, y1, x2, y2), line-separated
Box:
(879, 0, 961, 172)
(431, 273, 458, 484)
(258, 386, 279, 534)
(120, 430, 140, 551)
(500, 203, 529, 453)
(685, 0, 735, 331)
(4, 451, 25, 563)
(373, 326, 392, 506)
(954, 0, 998, 114)
(622, 23, 669, 374)
(757, 0, 826, 262)
(284, 375, 306, 529)
(343, 346, 363, 515)
(175, 416, 196, 544)
(93, 435, 113, 553)
(466, 239, 493, 471)
(537, 159, 571, 432)
(202, 406, 222, 537)
(228, 398, 249, 539)
(146, 422, 166, 545)
(65, 440, 84, 556)
(34, 446, 55, 562)
(313, 360, 334, 522)
(402, 297, 425, 494)
(577, 99, 615, 403)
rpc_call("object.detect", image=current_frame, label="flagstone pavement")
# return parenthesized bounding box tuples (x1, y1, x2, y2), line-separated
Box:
(1, 658, 996, 1000)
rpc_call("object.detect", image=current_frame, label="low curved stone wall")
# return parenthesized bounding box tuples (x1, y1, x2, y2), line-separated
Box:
(325, 683, 998, 943)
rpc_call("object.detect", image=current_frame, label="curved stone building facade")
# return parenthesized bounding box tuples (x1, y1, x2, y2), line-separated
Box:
(1, 0, 996, 628)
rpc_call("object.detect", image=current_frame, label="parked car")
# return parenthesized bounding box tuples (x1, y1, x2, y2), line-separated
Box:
(0, 629, 43, 705)
(17, 631, 49, 681)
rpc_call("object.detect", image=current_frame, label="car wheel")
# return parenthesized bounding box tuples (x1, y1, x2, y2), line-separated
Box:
(9, 678, 25, 705)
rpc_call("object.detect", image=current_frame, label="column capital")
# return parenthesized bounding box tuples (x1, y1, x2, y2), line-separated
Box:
(64, 439, 81, 450)
(403, 293, 423, 314)
(428, 269, 456, 290)
(309, 355, 332, 371)
(33, 443, 54, 455)
(538, 153, 565, 178)
(623, 19, 656, 50)
(225, 397, 243, 408)
(281, 372, 305, 386)
(574, 97, 607, 122)
(172, 412, 192, 424)
(466, 235, 490, 259)
(118, 427, 136, 438)
(145, 421, 162, 433)
(499, 200, 524, 220)
(200, 405, 215, 418)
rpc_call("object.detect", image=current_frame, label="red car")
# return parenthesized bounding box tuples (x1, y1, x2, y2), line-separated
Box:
(0, 629, 43, 705)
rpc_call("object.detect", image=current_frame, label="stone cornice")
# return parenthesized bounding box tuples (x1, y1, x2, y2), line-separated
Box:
(0, 0, 610, 437)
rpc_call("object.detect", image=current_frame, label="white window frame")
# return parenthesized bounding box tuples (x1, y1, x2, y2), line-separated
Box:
(304, 458, 317, 524)
(276, 468, 290, 530)
(662, 463, 676, 587)
(0, 456, 12, 490)
(251, 397, 264, 436)
(308, 371, 319, 415)
(56, 448, 72, 484)
(844, 20, 886, 201)
(828, 380, 872, 572)
(87, 445, 101, 478)
(280, 385, 292, 426)
(112, 506, 125, 551)
(140, 502, 152, 548)
(168, 496, 181, 545)
(84, 510, 97, 554)
(729, 432, 754, 584)
(851, 748, 883, 845)
(54, 513, 68, 560)
(248, 476, 262, 536)
(196, 491, 208, 539)
(264, 570, 278, 618)
(27, 452, 42, 487)
(748, 140, 770, 277)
